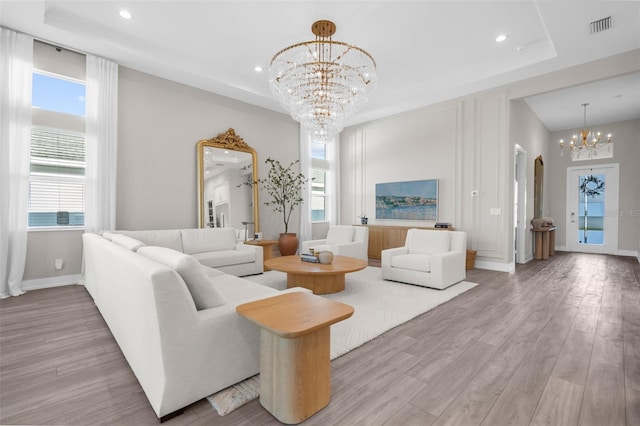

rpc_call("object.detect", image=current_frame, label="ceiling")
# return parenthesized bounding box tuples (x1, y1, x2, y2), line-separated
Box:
(2, 1, 639, 132)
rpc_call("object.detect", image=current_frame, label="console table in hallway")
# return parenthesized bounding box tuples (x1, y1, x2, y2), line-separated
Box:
(531, 226, 556, 260)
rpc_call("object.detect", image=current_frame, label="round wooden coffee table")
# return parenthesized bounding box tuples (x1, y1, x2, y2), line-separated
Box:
(264, 255, 368, 294)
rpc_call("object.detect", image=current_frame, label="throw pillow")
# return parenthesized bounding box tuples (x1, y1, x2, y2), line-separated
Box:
(137, 246, 226, 310)
(111, 233, 146, 252)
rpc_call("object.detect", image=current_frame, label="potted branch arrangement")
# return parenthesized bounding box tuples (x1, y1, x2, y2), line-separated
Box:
(255, 157, 311, 256)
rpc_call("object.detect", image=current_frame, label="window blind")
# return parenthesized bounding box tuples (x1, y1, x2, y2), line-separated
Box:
(29, 127, 85, 227)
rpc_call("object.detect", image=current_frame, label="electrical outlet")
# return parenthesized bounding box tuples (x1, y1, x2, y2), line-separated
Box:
(490, 208, 501, 215)
(55, 259, 64, 270)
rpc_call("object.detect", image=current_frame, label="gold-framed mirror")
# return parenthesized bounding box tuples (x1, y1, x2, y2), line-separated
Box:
(197, 128, 259, 232)
(534, 155, 544, 218)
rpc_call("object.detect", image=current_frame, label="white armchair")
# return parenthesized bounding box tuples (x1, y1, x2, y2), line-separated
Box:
(382, 229, 466, 289)
(301, 225, 369, 261)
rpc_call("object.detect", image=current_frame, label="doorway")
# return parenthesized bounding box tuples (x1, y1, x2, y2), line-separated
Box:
(566, 164, 619, 254)
(514, 145, 527, 263)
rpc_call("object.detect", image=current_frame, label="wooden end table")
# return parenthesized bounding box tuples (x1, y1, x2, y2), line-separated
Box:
(264, 255, 368, 294)
(243, 239, 279, 270)
(237, 292, 354, 424)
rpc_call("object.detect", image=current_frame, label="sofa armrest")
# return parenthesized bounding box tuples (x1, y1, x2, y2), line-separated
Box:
(333, 242, 368, 261)
(381, 246, 409, 267)
(430, 251, 466, 284)
(236, 242, 263, 259)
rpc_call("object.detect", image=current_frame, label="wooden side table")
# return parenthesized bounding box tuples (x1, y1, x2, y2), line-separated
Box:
(236, 292, 354, 424)
(531, 226, 556, 260)
(243, 239, 279, 270)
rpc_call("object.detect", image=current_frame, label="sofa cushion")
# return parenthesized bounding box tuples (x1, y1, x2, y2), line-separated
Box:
(102, 231, 116, 241)
(120, 230, 184, 252)
(181, 228, 236, 254)
(111, 234, 146, 252)
(408, 230, 450, 255)
(137, 246, 226, 310)
(192, 250, 255, 269)
(325, 226, 355, 244)
(391, 253, 432, 272)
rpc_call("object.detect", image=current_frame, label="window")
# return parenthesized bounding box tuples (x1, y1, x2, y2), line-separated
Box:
(29, 70, 86, 228)
(311, 141, 329, 222)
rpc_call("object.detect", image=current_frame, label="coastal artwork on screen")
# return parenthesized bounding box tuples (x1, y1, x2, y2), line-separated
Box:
(375, 179, 438, 221)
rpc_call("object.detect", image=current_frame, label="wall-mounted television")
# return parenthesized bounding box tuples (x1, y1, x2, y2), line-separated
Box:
(375, 179, 438, 221)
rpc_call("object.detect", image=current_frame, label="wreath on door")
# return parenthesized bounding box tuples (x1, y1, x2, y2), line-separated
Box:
(579, 174, 605, 198)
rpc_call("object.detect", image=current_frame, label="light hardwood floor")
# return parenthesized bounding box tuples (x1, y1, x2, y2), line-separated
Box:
(1, 252, 638, 425)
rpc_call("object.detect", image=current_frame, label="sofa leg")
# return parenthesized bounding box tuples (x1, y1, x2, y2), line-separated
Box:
(159, 408, 185, 423)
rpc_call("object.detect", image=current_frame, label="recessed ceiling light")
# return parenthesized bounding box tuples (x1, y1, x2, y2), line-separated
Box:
(119, 10, 132, 19)
(254, 66, 263, 73)
(496, 34, 507, 43)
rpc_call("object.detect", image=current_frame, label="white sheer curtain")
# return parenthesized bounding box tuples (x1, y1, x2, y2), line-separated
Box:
(325, 133, 340, 224)
(298, 128, 341, 245)
(84, 54, 118, 233)
(298, 128, 312, 244)
(0, 28, 33, 298)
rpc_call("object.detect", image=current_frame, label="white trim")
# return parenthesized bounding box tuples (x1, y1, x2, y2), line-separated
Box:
(514, 144, 527, 264)
(555, 246, 638, 260)
(474, 260, 515, 273)
(22, 274, 81, 291)
(565, 163, 619, 254)
(616, 249, 639, 257)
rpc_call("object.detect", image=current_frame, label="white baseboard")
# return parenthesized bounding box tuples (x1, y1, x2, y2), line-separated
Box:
(555, 246, 639, 260)
(22, 274, 81, 291)
(474, 260, 515, 273)
(616, 249, 639, 258)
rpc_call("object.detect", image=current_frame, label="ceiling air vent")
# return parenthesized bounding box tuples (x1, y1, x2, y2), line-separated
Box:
(590, 16, 612, 34)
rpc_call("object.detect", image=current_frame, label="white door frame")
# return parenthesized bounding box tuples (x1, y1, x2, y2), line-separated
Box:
(565, 163, 619, 254)
(514, 145, 527, 263)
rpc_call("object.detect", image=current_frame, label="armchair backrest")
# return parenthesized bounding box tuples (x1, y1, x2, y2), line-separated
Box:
(325, 225, 356, 244)
(406, 229, 466, 255)
(353, 226, 369, 243)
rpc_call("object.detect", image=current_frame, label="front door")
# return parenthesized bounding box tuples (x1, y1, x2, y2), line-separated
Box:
(566, 164, 619, 254)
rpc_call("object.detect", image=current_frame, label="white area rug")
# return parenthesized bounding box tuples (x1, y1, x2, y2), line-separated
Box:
(207, 267, 477, 415)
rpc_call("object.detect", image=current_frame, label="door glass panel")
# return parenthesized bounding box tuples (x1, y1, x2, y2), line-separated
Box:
(578, 174, 605, 245)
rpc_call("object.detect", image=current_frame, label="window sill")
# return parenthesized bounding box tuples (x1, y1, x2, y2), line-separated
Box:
(28, 226, 85, 233)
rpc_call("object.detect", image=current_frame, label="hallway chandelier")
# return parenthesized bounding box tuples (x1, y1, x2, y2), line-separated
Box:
(559, 103, 612, 155)
(269, 20, 376, 139)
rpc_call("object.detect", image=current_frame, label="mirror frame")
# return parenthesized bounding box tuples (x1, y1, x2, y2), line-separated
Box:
(197, 128, 259, 231)
(534, 155, 544, 218)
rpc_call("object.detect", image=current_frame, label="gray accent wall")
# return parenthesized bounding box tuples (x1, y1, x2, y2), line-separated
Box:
(24, 66, 299, 282)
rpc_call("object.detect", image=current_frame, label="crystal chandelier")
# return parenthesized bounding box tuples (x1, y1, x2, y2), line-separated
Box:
(559, 103, 612, 155)
(269, 20, 376, 139)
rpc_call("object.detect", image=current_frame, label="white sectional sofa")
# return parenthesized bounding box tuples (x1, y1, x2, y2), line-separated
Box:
(112, 227, 263, 276)
(82, 231, 307, 420)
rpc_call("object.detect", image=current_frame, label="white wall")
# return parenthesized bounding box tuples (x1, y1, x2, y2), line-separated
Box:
(509, 99, 552, 261)
(547, 118, 640, 253)
(341, 50, 640, 270)
(342, 92, 513, 269)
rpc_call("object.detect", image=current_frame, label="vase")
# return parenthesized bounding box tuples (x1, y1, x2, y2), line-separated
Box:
(278, 233, 299, 256)
(317, 251, 334, 264)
